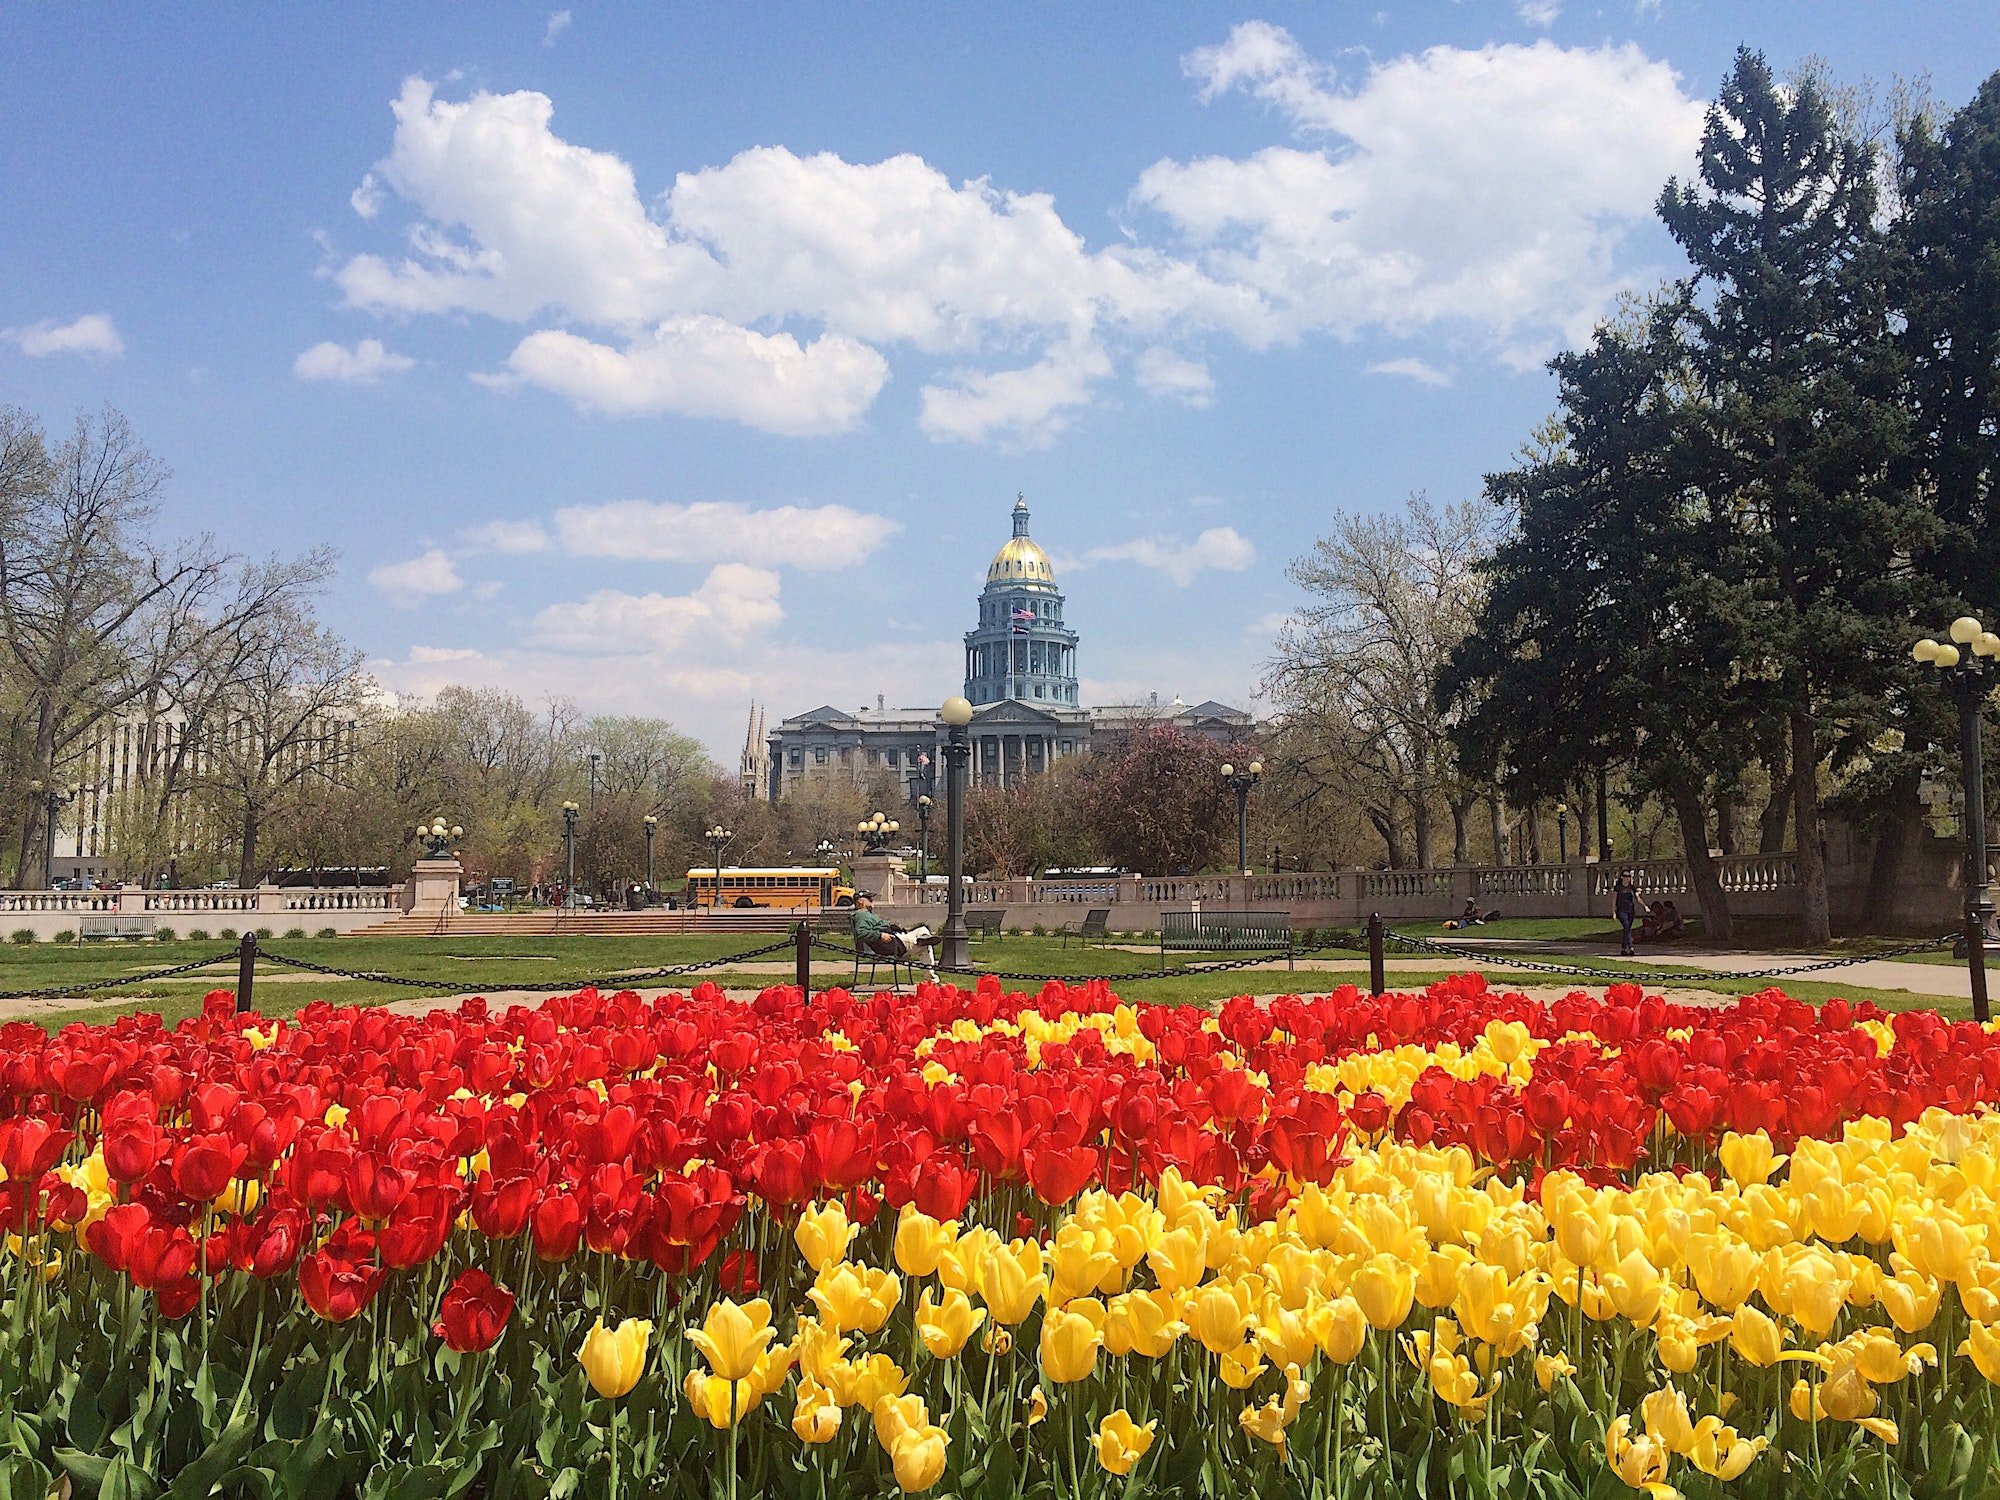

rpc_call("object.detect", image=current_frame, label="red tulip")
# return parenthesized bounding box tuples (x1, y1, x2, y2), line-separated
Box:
(432, 1268, 514, 1352)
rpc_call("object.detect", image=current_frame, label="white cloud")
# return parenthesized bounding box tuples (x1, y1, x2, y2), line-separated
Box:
(551, 499, 894, 569)
(460, 518, 551, 554)
(369, 548, 463, 605)
(1516, 0, 1561, 26)
(489, 316, 888, 434)
(919, 340, 1110, 446)
(543, 8, 572, 45)
(1079, 526, 1257, 587)
(293, 337, 415, 383)
(1249, 609, 1295, 636)
(350, 173, 384, 219)
(1134, 347, 1216, 407)
(1142, 29, 1705, 347)
(528, 563, 783, 653)
(1366, 356, 1452, 387)
(4, 313, 124, 358)
(409, 645, 482, 663)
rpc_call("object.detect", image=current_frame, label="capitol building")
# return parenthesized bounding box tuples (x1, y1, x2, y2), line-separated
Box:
(755, 496, 1253, 802)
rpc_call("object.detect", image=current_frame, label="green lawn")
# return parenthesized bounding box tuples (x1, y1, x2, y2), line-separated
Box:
(5, 928, 1979, 1032)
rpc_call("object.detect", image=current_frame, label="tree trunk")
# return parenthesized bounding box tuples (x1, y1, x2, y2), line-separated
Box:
(1715, 791, 1739, 857)
(1487, 797, 1506, 865)
(1757, 727, 1791, 854)
(1596, 768, 1612, 861)
(237, 809, 260, 890)
(1411, 791, 1435, 869)
(1369, 810, 1407, 869)
(1450, 797, 1472, 865)
(1859, 773, 1922, 933)
(1525, 803, 1544, 864)
(1670, 783, 1735, 945)
(1791, 709, 1831, 945)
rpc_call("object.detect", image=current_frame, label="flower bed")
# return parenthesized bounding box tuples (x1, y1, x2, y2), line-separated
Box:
(3, 975, 2000, 1496)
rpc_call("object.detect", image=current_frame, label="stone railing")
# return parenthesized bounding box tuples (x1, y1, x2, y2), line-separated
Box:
(1585, 854, 1801, 897)
(1245, 873, 1346, 902)
(143, 890, 261, 913)
(1474, 865, 1571, 898)
(1029, 878, 1123, 905)
(3, 884, 406, 938)
(1359, 869, 1453, 901)
(0, 890, 119, 913)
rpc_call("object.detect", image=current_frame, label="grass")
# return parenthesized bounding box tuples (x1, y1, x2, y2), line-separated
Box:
(5, 928, 1979, 1032)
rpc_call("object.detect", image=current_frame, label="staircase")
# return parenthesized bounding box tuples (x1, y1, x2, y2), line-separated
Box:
(347, 908, 836, 938)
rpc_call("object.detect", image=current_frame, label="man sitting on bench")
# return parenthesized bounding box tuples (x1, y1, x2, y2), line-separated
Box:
(851, 891, 938, 983)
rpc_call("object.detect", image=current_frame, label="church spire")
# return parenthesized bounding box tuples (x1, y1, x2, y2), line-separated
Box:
(1012, 492, 1031, 538)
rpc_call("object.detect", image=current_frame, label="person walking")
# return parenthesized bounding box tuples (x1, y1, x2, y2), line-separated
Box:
(1612, 870, 1640, 957)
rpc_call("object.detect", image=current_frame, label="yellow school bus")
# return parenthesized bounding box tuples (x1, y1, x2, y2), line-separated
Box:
(684, 866, 856, 909)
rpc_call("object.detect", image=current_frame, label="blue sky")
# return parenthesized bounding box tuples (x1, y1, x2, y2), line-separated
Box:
(5, 3, 1997, 760)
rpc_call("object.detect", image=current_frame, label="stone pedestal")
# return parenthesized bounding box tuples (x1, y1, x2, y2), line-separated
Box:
(402, 857, 463, 918)
(850, 854, 905, 906)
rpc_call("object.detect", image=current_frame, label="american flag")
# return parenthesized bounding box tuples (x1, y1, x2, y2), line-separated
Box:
(1009, 606, 1034, 634)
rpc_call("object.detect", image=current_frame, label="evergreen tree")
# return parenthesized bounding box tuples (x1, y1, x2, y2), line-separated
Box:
(1656, 48, 1923, 944)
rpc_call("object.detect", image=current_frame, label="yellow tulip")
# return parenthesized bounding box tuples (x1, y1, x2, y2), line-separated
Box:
(834, 1353, 908, 1411)
(980, 1239, 1049, 1325)
(1877, 1268, 1941, 1333)
(1603, 1415, 1673, 1495)
(1602, 1249, 1666, 1327)
(1547, 1182, 1612, 1268)
(1638, 1385, 1696, 1456)
(1903, 1214, 1978, 1284)
(795, 1201, 856, 1272)
(686, 1298, 775, 1381)
(1728, 1304, 1785, 1368)
(894, 1206, 957, 1278)
(1049, 1222, 1123, 1303)
(682, 1369, 755, 1428)
(1819, 1367, 1878, 1423)
(1257, 1302, 1318, 1370)
(1960, 1319, 2000, 1385)
(889, 1424, 949, 1493)
(577, 1316, 652, 1398)
(1105, 1289, 1182, 1359)
(1686, 1233, 1758, 1311)
(1310, 1294, 1368, 1365)
(1091, 1410, 1157, 1477)
(1188, 1279, 1256, 1353)
(1719, 1131, 1786, 1187)
(809, 1263, 901, 1335)
(1352, 1254, 1417, 1331)
(791, 1380, 840, 1443)
(1415, 1246, 1471, 1309)
(1688, 1416, 1765, 1480)
(1026, 1387, 1049, 1426)
(1217, 1341, 1267, 1388)
(1534, 1351, 1576, 1392)
(1039, 1299, 1105, 1384)
(873, 1393, 928, 1453)
(915, 1286, 984, 1359)
(1146, 1225, 1207, 1294)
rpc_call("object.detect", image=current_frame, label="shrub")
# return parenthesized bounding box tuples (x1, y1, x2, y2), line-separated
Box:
(9, 928, 34, 945)
(218, 927, 237, 942)
(186, 927, 210, 942)
(1030, 923, 1047, 937)
(315, 927, 337, 939)
(255, 927, 274, 940)
(283, 927, 305, 940)
(52, 930, 76, 944)
(154, 925, 176, 942)
(1006, 926, 1024, 937)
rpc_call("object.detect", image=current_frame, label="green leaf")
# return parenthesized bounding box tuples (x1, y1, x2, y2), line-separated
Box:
(165, 1409, 258, 1500)
(0, 1454, 55, 1500)
(99, 1457, 162, 1500)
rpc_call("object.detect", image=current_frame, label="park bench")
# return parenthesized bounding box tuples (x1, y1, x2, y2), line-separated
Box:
(965, 910, 1004, 940)
(1060, 908, 1111, 947)
(1160, 910, 1293, 968)
(79, 914, 156, 941)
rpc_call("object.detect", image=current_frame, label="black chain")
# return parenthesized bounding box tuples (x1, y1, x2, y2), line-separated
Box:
(806, 931, 1327, 984)
(255, 937, 799, 994)
(0, 949, 241, 1003)
(1380, 928, 1962, 984)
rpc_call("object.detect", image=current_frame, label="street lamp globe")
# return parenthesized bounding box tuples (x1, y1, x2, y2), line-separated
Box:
(1914, 638, 1943, 663)
(940, 696, 974, 728)
(1953, 616, 1984, 645)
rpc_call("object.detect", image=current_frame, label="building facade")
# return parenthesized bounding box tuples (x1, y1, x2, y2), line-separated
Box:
(762, 497, 1253, 802)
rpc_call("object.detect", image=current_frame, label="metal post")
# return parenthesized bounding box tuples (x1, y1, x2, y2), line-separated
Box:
(235, 931, 257, 1015)
(1557, 809, 1569, 866)
(644, 819, 656, 903)
(940, 723, 971, 970)
(1596, 768, 1612, 860)
(43, 789, 60, 891)
(795, 919, 812, 994)
(1367, 911, 1385, 997)
(1236, 784, 1250, 877)
(1961, 673, 1993, 1024)
(563, 810, 577, 909)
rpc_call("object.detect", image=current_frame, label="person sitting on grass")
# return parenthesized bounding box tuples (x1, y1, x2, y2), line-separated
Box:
(851, 891, 938, 982)
(1638, 899, 1688, 943)
(1444, 897, 1485, 932)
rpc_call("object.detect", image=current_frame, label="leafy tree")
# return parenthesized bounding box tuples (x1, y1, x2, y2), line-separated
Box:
(1076, 724, 1233, 876)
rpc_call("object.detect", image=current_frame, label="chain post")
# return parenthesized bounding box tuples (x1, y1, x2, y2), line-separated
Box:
(795, 919, 812, 995)
(235, 931, 258, 1015)
(1367, 912, 1385, 996)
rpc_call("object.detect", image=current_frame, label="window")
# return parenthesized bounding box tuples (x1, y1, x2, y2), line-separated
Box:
(788, 750, 803, 767)
(886, 748, 900, 767)
(814, 747, 827, 764)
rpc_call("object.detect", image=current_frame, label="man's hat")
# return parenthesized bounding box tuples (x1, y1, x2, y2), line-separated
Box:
(855, 890, 874, 900)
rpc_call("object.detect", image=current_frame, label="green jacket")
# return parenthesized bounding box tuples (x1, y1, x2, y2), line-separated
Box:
(851, 907, 893, 941)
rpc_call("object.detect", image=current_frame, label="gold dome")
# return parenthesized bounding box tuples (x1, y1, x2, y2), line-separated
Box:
(987, 534, 1056, 585)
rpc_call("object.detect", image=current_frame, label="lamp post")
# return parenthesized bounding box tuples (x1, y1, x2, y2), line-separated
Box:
(704, 824, 733, 910)
(1556, 803, 1570, 865)
(917, 795, 934, 890)
(857, 811, 899, 854)
(642, 815, 657, 903)
(1219, 760, 1262, 876)
(415, 816, 463, 859)
(1914, 617, 2000, 1023)
(588, 753, 601, 814)
(560, 801, 579, 908)
(939, 696, 974, 969)
(25, 780, 75, 890)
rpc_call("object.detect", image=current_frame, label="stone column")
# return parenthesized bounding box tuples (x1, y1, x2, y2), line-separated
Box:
(402, 857, 462, 918)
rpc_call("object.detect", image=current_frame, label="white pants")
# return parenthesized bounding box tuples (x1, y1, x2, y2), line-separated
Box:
(888, 925, 934, 959)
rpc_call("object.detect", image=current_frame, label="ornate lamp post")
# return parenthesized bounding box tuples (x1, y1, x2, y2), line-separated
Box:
(1914, 618, 2000, 1023)
(25, 780, 75, 890)
(857, 811, 899, 854)
(939, 696, 974, 969)
(560, 802, 579, 908)
(415, 816, 463, 859)
(704, 824, 734, 910)
(1219, 760, 1262, 876)
(917, 795, 934, 891)
(1556, 803, 1570, 865)
(642, 814, 657, 902)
